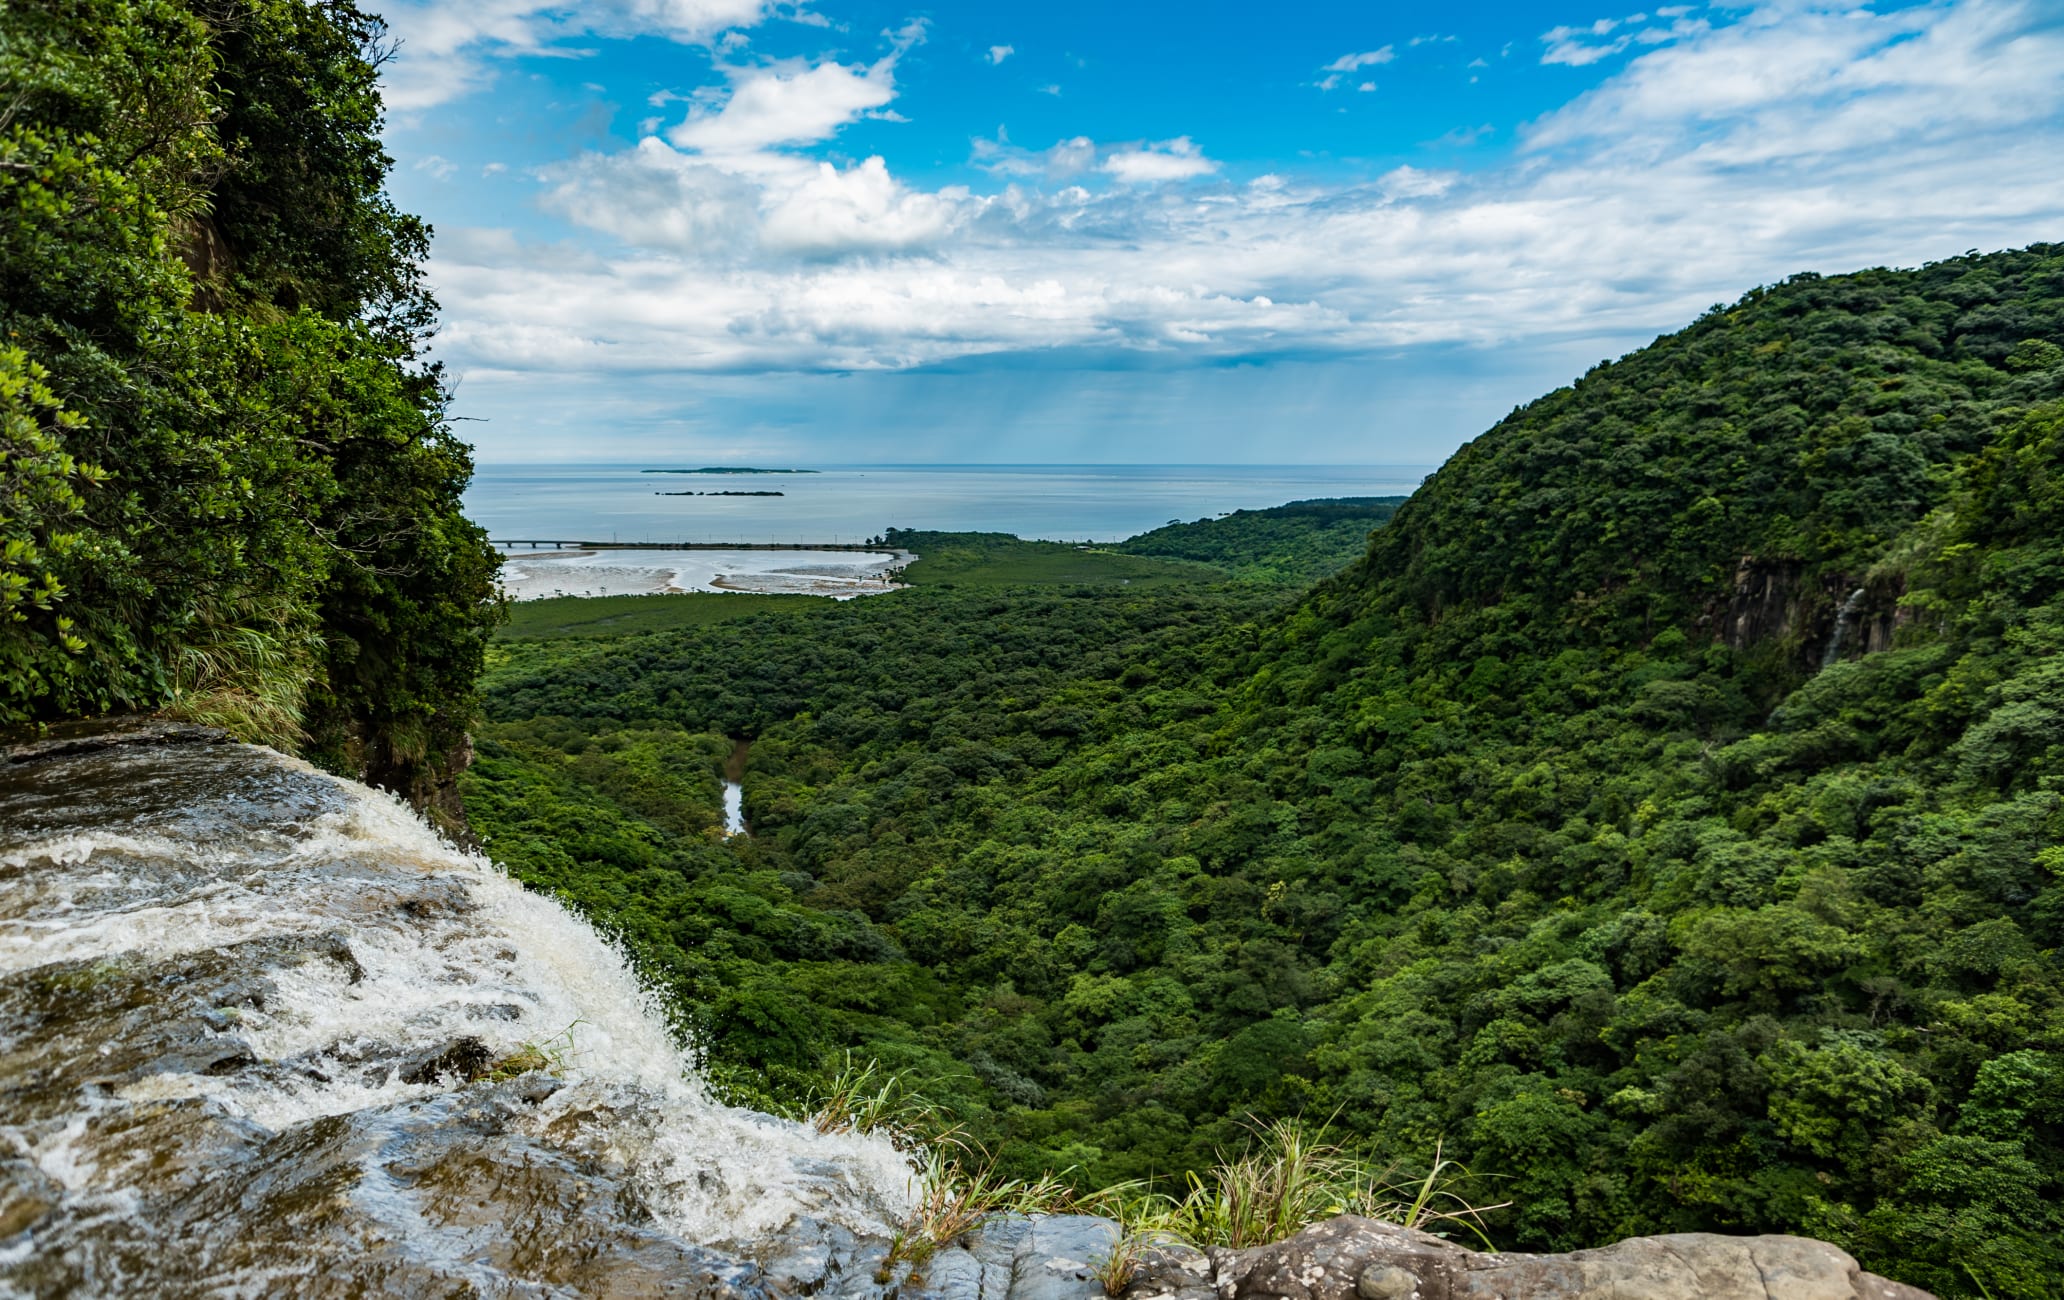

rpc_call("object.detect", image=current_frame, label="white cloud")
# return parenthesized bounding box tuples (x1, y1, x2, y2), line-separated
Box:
(669, 58, 900, 152)
(539, 19, 959, 263)
(425, 0, 2064, 382)
(414, 154, 458, 180)
(972, 133, 1099, 178)
(656, 20, 924, 154)
(1540, 8, 1709, 66)
(1325, 47, 1396, 72)
(1100, 137, 1219, 184)
(988, 44, 1015, 64)
(1319, 45, 1395, 90)
(760, 157, 965, 254)
(378, 0, 777, 110)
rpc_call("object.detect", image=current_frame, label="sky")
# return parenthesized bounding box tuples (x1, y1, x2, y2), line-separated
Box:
(373, 0, 2064, 465)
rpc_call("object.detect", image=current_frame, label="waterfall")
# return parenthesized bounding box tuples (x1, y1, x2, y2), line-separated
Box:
(724, 738, 751, 838)
(1821, 586, 1867, 669)
(724, 781, 748, 837)
(0, 726, 912, 1295)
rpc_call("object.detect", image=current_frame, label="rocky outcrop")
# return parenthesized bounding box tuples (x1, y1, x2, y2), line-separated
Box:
(1115, 1216, 1933, 1300)
(1703, 557, 1910, 667)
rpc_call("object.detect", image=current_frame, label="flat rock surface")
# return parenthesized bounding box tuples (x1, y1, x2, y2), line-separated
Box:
(1125, 1216, 1935, 1300)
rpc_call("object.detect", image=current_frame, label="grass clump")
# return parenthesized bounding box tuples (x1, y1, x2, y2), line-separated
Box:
(157, 615, 321, 749)
(795, 1064, 1500, 1294)
(802, 1052, 955, 1151)
(884, 1150, 1092, 1284)
(1126, 1120, 1503, 1252)
(798, 1057, 1093, 1284)
(480, 1022, 585, 1083)
(1080, 1121, 1506, 1294)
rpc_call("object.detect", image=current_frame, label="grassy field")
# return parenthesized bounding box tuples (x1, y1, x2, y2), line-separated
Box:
(499, 592, 825, 639)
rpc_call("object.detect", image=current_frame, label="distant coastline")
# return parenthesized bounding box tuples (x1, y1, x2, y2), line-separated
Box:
(656, 490, 785, 497)
(641, 467, 819, 475)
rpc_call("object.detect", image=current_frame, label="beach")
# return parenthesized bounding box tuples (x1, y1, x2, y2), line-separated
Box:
(496, 547, 908, 600)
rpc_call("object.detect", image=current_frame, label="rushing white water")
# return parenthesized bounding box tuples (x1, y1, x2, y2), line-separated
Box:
(1821, 586, 1868, 669)
(723, 781, 747, 837)
(0, 733, 915, 1294)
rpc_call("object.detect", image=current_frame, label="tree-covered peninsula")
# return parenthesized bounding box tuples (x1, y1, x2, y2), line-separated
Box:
(470, 247, 2064, 1297)
(0, 0, 499, 822)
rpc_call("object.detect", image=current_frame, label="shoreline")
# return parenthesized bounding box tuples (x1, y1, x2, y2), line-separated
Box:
(498, 548, 911, 602)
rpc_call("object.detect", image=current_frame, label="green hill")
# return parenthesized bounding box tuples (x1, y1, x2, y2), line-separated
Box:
(467, 247, 2064, 1299)
(1117, 496, 1408, 583)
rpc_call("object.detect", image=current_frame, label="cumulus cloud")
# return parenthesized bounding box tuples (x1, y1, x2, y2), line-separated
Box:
(538, 22, 955, 260)
(760, 157, 966, 254)
(424, 0, 2064, 380)
(1100, 137, 1219, 184)
(669, 58, 900, 152)
(988, 44, 1015, 64)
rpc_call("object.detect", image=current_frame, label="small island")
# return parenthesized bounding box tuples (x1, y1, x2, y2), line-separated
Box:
(641, 467, 819, 475)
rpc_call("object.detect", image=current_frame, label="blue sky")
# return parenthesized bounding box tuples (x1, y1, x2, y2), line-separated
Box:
(374, 0, 2064, 464)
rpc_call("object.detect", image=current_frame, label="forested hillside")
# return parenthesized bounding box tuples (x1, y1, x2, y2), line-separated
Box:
(469, 245, 2064, 1298)
(0, 0, 499, 819)
(1116, 497, 1407, 583)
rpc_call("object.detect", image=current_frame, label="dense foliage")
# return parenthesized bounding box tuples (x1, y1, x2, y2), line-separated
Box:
(0, 0, 498, 815)
(887, 530, 1222, 587)
(1116, 497, 1406, 584)
(470, 246, 2064, 1297)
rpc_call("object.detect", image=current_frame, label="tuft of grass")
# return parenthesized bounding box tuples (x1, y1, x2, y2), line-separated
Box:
(802, 1053, 959, 1153)
(158, 616, 320, 749)
(802, 1070, 1497, 1292)
(1108, 1120, 1506, 1259)
(881, 1147, 1087, 1283)
(481, 1021, 585, 1082)
(1089, 1229, 1159, 1297)
(799, 1057, 1109, 1283)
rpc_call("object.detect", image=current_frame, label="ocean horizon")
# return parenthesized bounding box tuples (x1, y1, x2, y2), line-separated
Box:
(465, 463, 1435, 546)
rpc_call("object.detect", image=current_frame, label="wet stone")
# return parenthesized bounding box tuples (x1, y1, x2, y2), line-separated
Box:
(913, 1245, 984, 1300)
(0, 1158, 58, 1240)
(396, 1035, 496, 1085)
(1010, 1215, 1120, 1300)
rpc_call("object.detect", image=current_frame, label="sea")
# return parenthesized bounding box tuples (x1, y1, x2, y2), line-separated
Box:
(464, 464, 1433, 545)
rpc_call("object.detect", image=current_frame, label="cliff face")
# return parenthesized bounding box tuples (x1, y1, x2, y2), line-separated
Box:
(1706, 557, 1913, 666)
